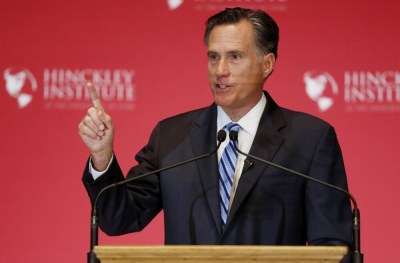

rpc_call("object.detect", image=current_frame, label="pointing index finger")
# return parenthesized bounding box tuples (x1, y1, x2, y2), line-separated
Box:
(87, 82, 104, 110)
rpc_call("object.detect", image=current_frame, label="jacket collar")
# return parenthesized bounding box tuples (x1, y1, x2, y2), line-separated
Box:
(189, 91, 287, 236)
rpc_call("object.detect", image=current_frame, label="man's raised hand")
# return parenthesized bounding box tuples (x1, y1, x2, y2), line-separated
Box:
(78, 82, 114, 171)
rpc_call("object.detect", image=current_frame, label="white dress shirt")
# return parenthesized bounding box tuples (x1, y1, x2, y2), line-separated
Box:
(217, 93, 267, 210)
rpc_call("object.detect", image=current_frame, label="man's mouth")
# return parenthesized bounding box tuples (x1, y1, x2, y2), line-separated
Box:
(217, 84, 229, 89)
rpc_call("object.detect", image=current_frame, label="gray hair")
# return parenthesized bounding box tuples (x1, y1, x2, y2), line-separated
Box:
(204, 7, 279, 59)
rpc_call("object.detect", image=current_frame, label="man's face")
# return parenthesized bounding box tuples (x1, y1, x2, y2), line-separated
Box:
(207, 19, 274, 119)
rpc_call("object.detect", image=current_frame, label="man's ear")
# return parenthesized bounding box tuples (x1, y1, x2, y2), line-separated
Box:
(263, 53, 276, 79)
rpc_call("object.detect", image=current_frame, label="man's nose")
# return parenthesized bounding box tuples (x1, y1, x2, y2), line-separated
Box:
(216, 59, 229, 77)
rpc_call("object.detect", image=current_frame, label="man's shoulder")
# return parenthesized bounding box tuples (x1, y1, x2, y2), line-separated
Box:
(159, 104, 215, 126)
(271, 106, 340, 146)
(265, 91, 332, 131)
(277, 105, 333, 132)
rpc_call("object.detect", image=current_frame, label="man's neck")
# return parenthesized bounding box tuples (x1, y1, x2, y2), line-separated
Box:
(222, 95, 264, 122)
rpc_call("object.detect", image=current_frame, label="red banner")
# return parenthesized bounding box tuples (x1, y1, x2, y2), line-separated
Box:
(1, 0, 399, 262)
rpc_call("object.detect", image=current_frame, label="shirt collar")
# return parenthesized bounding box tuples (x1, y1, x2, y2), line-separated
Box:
(217, 93, 267, 136)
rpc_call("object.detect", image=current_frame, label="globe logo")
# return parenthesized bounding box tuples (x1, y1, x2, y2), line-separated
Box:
(4, 67, 38, 109)
(167, 0, 184, 10)
(304, 71, 339, 112)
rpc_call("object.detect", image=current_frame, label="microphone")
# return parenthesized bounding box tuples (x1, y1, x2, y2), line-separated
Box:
(229, 130, 363, 263)
(88, 129, 227, 263)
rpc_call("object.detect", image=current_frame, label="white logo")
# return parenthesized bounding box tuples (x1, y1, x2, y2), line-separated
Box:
(4, 68, 38, 108)
(167, 0, 184, 10)
(304, 71, 338, 112)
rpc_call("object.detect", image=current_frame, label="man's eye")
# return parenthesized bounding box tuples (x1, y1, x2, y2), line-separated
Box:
(230, 53, 242, 60)
(208, 54, 220, 62)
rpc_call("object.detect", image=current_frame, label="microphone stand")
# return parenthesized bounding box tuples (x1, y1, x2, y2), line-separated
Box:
(87, 131, 227, 263)
(229, 131, 363, 263)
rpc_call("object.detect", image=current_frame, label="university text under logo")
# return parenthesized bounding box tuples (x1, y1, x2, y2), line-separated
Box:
(43, 68, 136, 110)
(166, 0, 288, 12)
(344, 71, 400, 111)
(3, 66, 136, 111)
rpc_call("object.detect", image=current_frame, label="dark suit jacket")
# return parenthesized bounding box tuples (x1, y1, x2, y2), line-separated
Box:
(83, 91, 352, 247)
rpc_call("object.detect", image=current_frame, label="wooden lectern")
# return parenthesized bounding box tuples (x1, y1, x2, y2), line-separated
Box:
(94, 245, 347, 263)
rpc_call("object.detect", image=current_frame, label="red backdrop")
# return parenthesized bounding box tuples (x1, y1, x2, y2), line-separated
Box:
(1, 0, 399, 262)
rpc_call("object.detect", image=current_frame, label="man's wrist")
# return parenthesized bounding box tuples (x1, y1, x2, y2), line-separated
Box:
(89, 154, 114, 180)
(90, 149, 113, 171)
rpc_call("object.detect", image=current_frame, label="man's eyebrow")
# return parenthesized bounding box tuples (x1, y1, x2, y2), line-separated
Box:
(227, 50, 243, 54)
(207, 49, 243, 55)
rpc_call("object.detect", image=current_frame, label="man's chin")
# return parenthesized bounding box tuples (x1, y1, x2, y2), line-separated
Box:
(214, 99, 235, 111)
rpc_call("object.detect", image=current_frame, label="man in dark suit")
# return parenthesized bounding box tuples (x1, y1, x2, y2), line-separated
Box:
(79, 7, 352, 249)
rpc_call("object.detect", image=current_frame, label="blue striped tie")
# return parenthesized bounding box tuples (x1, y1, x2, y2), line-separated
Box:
(219, 122, 240, 225)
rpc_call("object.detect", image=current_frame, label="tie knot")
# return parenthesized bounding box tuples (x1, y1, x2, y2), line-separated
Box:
(226, 122, 240, 132)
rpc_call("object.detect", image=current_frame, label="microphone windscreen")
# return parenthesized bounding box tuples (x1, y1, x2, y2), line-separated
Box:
(229, 130, 238, 141)
(217, 129, 227, 142)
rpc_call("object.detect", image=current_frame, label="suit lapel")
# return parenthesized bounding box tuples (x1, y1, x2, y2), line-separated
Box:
(225, 92, 286, 227)
(189, 104, 223, 235)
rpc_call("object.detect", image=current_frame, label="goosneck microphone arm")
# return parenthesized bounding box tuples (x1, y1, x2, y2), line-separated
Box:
(229, 130, 363, 263)
(88, 129, 227, 263)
